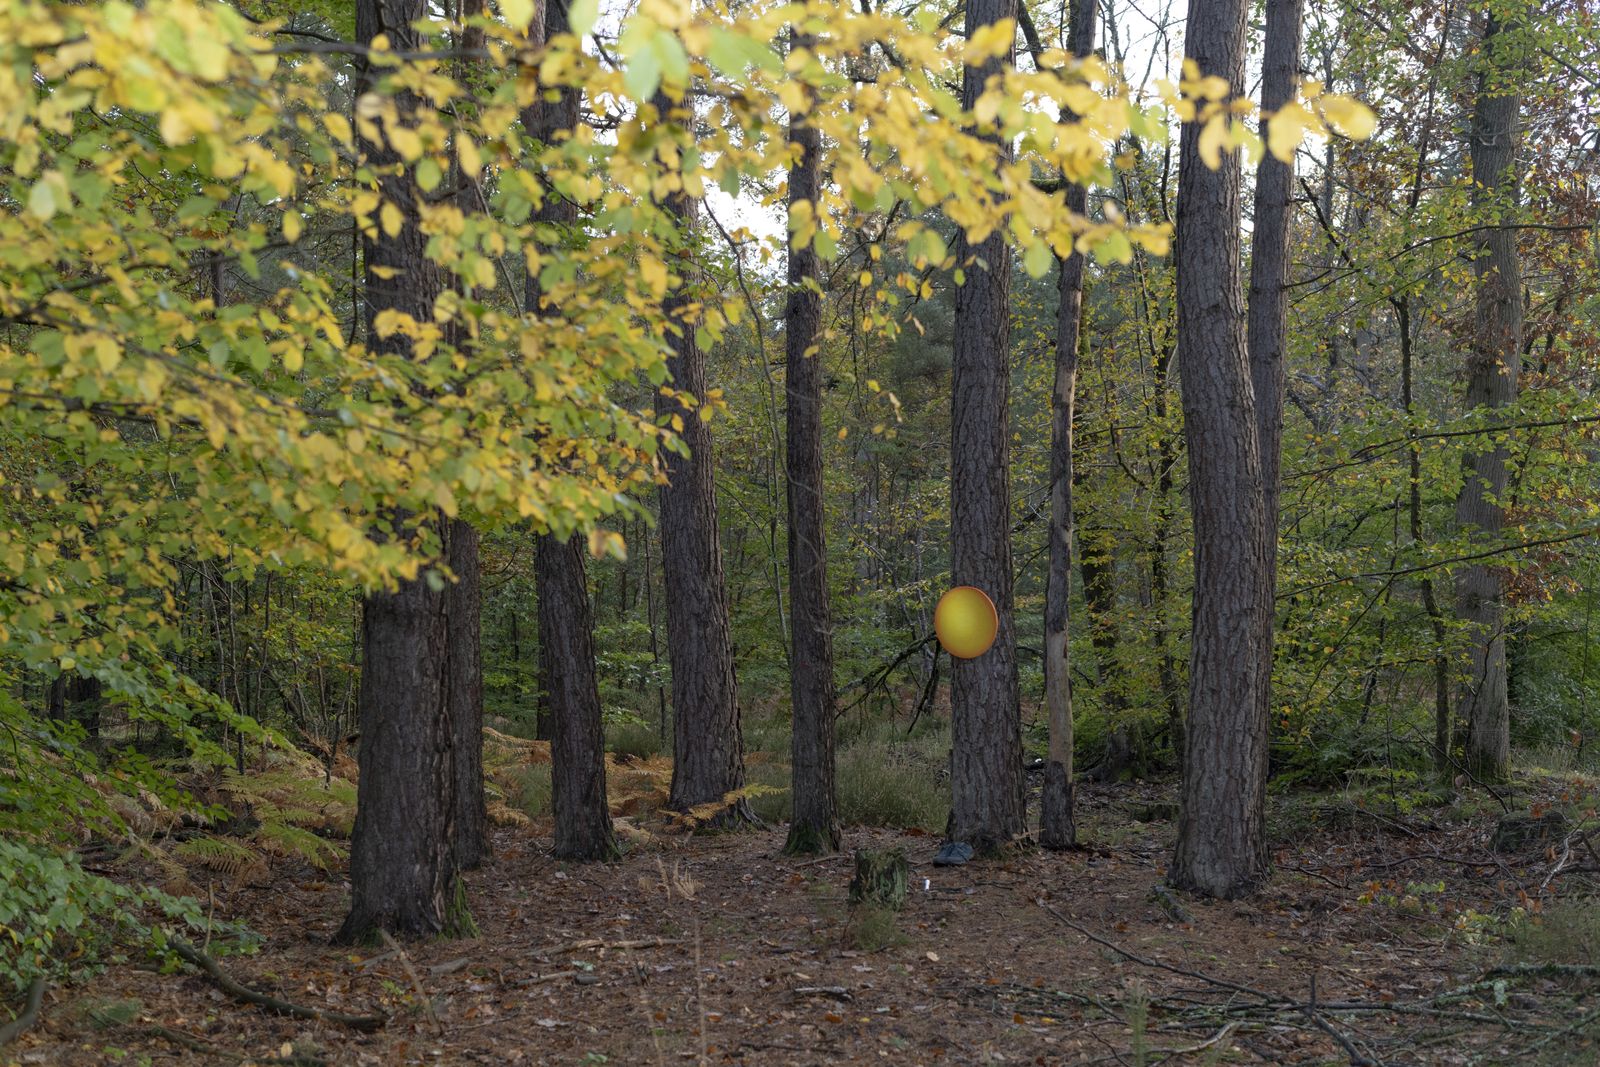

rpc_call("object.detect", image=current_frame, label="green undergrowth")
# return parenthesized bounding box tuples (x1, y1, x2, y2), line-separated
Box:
(0, 838, 257, 998)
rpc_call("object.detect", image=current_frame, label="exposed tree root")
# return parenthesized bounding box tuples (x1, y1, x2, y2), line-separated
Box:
(0, 977, 46, 1048)
(169, 938, 386, 1031)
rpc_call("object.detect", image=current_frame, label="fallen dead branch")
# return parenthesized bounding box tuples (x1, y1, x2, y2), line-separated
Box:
(169, 938, 386, 1031)
(532, 936, 684, 957)
(377, 931, 441, 1035)
(0, 977, 46, 1048)
(792, 985, 853, 1001)
(1038, 900, 1280, 1005)
(1034, 898, 1599, 1063)
(88, 1011, 327, 1066)
(513, 970, 580, 987)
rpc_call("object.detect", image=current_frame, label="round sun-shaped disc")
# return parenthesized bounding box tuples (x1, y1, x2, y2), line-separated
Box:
(934, 585, 999, 659)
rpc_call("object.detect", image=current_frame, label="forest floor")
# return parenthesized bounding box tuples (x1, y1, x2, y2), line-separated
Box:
(12, 769, 1600, 1067)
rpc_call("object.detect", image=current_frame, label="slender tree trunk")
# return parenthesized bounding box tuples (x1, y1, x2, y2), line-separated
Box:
(948, 0, 1025, 856)
(523, 0, 617, 859)
(652, 90, 749, 825)
(1168, 0, 1270, 899)
(337, 0, 458, 945)
(446, 0, 488, 874)
(1150, 342, 1186, 760)
(1456, 11, 1522, 782)
(1246, 0, 1301, 777)
(1041, 0, 1097, 852)
(1076, 514, 1124, 710)
(783, 56, 840, 856)
(1397, 298, 1453, 773)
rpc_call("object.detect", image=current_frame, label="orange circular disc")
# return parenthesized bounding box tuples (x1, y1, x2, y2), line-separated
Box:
(934, 585, 999, 659)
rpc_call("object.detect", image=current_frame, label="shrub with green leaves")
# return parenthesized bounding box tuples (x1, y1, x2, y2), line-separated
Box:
(0, 839, 254, 997)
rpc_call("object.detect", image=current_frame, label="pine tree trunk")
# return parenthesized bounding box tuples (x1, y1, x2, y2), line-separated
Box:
(783, 65, 840, 856)
(653, 91, 749, 824)
(337, 0, 457, 944)
(1041, 0, 1097, 853)
(446, 0, 488, 874)
(537, 534, 619, 860)
(948, 0, 1025, 856)
(447, 518, 487, 870)
(1244, 0, 1300, 798)
(1456, 12, 1522, 782)
(522, 0, 617, 857)
(1168, 0, 1271, 899)
(338, 540, 456, 944)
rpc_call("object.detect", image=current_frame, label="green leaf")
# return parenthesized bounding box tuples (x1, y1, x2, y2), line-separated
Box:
(1091, 230, 1133, 265)
(27, 181, 56, 221)
(624, 47, 663, 101)
(653, 30, 690, 89)
(417, 157, 442, 192)
(568, 0, 599, 37)
(1023, 240, 1053, 279)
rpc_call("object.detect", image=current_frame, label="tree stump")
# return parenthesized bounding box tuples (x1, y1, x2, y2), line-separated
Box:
(848, 848, 908, 911)
(1490, 810, 1568, 853)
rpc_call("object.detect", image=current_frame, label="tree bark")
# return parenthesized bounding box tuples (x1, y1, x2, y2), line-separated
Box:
(948, 0, 1025, 857)
(446, 518, 486, 870)
(446, 0, 488, 874)
(537, 534, 619, 859)
(522, 0, 617, 858)
(782, 56, 840, 856)
(1041, 0, 1097, 852)
(652, 90, 749, 825)
(1246, 0, 1301, 780)
(337, 0, 458, 945)
(338, 536, 455, 944)
(1456, 11, 1522, 782)
(1168, 0, 1270, 899)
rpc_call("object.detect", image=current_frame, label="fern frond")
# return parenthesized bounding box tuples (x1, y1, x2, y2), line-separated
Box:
(117, 836, 191, 894)
(172, 835, 265, 880)
(255, 822, 345, 871)
(486, 801, 531, 827)
(664, 785, 785, 829)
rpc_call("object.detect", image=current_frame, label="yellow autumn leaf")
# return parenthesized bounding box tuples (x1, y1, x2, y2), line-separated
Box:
(388, 124, 423, 162)
(965, 19, 1016, 65)
(1320, 95, 1377, 140)
(501, 0, 535, 30)
(282, 210, 303, 243)
(1267, 101, 1315, 163)
(1198, 113, 1229, 169)
(380, 202, 404, 238)
(640, 255, 668, 297)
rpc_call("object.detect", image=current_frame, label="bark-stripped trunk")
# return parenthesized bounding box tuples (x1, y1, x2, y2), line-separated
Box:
(1456, 12, 1522, 781)
(782, 58, 840, 856)
(1041, 0, 1097, 852)
(1168, 0, 1270, 899)
(337, 0, 457, 945)
(1246, 0, 1301, 779)
(447, 0, 488, 874)
(524, 0, 617, 859)
(653, 90, 749, 824)
(948, 0, 1025, 856)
